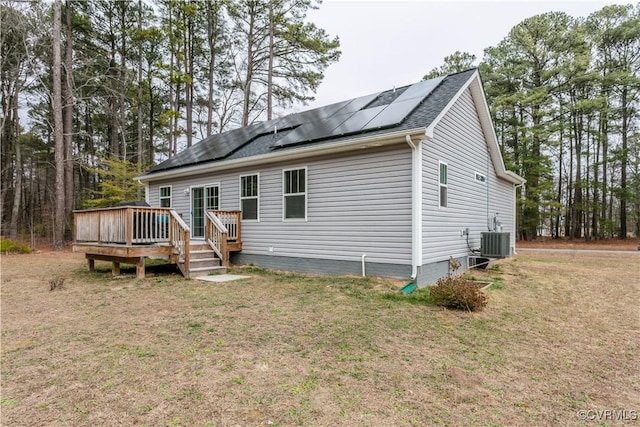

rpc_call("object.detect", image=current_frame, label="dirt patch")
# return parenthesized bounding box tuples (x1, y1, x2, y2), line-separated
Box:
(1, 251, 639, 426)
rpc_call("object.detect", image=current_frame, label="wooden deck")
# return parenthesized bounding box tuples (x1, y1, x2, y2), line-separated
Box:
(73, 207, 241, 278)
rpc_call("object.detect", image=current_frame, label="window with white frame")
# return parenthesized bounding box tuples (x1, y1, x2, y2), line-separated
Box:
(240, 174, 259, 220)
(439, 162, 448, 208)
(283, 168, 306, 220)
(159, 186, 171, 207)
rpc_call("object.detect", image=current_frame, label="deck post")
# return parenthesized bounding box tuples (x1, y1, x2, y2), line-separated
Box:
(125, 208, 133, 245)
(136, 257, 145, 279)
(88, 258, 95, 272)
(112, 262, 120, 276)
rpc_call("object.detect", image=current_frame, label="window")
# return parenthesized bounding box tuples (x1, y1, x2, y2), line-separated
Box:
(475, 172, 486, 183)
(159, 186, 171, 207)
(439, 162, 448, 208)
(240, 174, 259, 220)
(206, 185, 219, 212)
(283, 168, 306, 220)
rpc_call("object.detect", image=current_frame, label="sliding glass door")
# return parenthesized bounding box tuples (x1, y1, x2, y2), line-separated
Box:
(191, 185, 219, 239)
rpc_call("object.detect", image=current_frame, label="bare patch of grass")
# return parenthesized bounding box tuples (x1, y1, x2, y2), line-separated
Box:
(1, 251, 638, 426)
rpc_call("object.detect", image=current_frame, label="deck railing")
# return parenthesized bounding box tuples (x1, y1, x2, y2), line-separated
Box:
(212, 210, 241, 242)
(205, 211, 229, 267)
(75, 206, 173, 245)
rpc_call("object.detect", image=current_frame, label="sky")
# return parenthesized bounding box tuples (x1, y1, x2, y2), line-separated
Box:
(299, 0, 624, 110)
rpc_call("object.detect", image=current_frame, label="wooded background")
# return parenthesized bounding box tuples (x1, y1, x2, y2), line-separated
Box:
(1, 0, 638, 247)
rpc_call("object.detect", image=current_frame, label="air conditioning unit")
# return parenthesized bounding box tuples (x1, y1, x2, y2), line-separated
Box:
(481, 232, 511, 258)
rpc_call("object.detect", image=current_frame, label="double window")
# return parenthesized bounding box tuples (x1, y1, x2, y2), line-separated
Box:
(240, 174, 259, 220)
(159, 186, 171, 207)
(283, 167, 306, 220)
(439, 162, 448, 208)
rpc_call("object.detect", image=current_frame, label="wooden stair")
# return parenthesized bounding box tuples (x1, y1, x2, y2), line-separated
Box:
(188, 243, 226, 277)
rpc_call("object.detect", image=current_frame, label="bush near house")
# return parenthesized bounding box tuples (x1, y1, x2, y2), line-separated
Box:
(430, 276, 488, 311)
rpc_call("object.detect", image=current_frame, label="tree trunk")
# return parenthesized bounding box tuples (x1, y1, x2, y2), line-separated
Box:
(571, 105, 583, 239)
(63, 0, 74, 230)
(592, 118, 600, 239)
(9, 133, 21, 238)
(53, 0, 66, 249)
(1, 91, 15, 231)
(555, 106, 564, 239)
(137, 0, 144, 199)
(267, 1, 274, 120)
(242, 11, 256, 127)
(119, 4, 127, 161)
(185, 2, 193, 147)
(168, 2, 175, 158)
(600, 110, 608, 236)
(619, 86, 628, 238)
(206, 2, 218, 137)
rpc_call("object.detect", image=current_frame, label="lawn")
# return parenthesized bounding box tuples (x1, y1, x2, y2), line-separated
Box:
(1, 250, 638, 426)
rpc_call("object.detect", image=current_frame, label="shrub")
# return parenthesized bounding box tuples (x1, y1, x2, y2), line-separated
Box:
(0, 239, 32, 254)
(430, 276, 487, 311)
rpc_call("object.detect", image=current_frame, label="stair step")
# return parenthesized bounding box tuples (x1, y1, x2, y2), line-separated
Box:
(190, 250, 219, 261)
(189, 243, 212, 251)
(190, 258, 221, 266)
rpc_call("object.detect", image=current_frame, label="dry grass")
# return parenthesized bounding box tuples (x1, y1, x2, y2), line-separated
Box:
(1, 250, 638, 426)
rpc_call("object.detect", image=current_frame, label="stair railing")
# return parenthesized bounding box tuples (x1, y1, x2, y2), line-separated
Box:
(169, 210, 191, 277)
(205, 211, 229, 267)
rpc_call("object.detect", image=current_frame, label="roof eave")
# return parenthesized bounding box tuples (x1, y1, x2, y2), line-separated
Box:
(137, 127, 428, 183)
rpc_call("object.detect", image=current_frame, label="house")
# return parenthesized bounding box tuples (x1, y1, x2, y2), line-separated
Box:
(134, 69, 524, 284)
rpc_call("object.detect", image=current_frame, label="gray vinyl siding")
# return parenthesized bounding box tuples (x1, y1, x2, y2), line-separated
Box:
(147, 146, 413, 265)
(421, 88, 516, 264)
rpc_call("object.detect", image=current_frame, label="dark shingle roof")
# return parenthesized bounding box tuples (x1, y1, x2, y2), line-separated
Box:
(144, 69, 476, 176)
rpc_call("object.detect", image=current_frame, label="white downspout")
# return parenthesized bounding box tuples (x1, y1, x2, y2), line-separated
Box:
(361, 254, 366, 277)
(406, 135, 423, 281)
(513, 181, 525, 254)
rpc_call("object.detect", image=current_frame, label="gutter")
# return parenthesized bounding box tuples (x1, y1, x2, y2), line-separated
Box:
(406, 134, 423, 281)
(512, 180, 526, 255)
(136, 127, 429, 183)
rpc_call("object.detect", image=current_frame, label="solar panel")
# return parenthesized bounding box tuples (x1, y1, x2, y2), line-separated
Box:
(271, 94, 381, 148)
(333, 92, 381, 115)
(274, 111, 354, 146)
(331, 105, 387, 136)
(393, 77, 444, 102)
(362, 97, 424, 131)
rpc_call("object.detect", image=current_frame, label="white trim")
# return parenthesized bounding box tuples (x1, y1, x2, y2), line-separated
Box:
(282, 166, 307, 222)
(159, 185, 172, 208)
(439, 161, 448, 208)
(239, 173, 260, 222)
(137, 128, 428, 183)
(144, 183, 149, 204)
